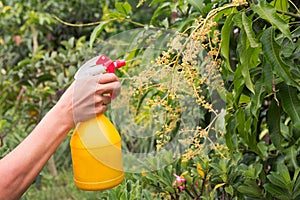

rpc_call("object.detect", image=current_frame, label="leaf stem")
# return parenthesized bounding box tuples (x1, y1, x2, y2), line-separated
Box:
(53, 15, 145, 27)
(288, 0, 300, 14)
(276, 10, 300, 19)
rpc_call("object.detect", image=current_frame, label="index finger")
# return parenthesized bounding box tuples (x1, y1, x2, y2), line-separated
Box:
(97, 73, 119, 84)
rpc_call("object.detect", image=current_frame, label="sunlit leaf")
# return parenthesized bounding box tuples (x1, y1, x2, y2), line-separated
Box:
(115, 2, 132, 15)
(284, 145, 299, 170)
(221, 14, 234, 72)
(89, 21, 109, 48)
(235, 27, 256, 94)
(272, 0, 289, 12)
(242, 12, 259, 48)
(187, 0, 204, 12)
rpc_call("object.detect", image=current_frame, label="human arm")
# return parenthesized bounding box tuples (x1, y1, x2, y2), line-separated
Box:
(0, 73, 120, 200)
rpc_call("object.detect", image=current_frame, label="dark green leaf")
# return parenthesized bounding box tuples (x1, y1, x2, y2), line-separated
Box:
(36, 74, 54, 86)
(264, 183, 289, 199)
(237, 180, 263, 198)
(267, 99, 283, 150)
(279, 84, 300, 129)
(267, 171, 289, 190)
(250, 80, 265, 118)
(252, 1, 292, 40)
(261, 27, 297, 87)
(225, 114, 236, 151)
(262, 61, 273, 93)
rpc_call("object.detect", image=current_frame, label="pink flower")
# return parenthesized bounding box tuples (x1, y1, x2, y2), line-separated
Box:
(172, 173, 186, 190)
(178, 185, 185, 191)
(173, 173, 186, 183)
(195, 181, 198, 186)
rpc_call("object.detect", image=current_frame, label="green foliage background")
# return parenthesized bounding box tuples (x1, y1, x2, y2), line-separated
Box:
(1, 0, 300, 199)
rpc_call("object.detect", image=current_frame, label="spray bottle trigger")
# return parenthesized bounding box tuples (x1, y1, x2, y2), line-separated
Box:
(95, 54, 126, 98)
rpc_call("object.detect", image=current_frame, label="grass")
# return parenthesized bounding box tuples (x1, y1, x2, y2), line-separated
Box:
(21, 169, 111, 200)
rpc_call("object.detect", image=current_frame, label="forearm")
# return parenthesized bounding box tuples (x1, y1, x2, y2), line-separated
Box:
(0, 102, 74, 200)
(0, 73, 120, 199)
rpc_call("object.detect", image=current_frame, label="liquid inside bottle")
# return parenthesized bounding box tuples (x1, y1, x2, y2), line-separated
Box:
(70, 114, 124, 191)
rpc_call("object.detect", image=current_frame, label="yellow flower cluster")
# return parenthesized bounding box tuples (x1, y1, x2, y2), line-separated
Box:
(123, 0, 247, 162)
(232, 0, 248, 6)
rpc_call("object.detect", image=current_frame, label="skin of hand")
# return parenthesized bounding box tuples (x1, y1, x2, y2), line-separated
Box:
(0, 73, 121, 200)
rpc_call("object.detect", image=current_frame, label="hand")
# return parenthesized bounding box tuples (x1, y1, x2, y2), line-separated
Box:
(57, 73, 121, 124)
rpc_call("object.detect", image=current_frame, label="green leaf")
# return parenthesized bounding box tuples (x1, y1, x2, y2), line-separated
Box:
(257, 141, 268, 160)
(187, 0, 204, 12)
(151, 2, 170, 24)
(262, 61, 273, 93)
(293, 169, 300, 198)
(0, 119, 7, 130)
(225, 185, 234, 196)
(151, 0, 168, 4)
(264, 183, 289, 199)
(142, 190, 153, 200)
(36, 74, 54, 86)
(221, 14, 234, 72)
(267, 99, 283, 150)
(89, 21, 109, 48)
(236, 108, 254, 146)
(57, 72, 65, 86)
(242, 12, 259, 48)
(252, 1, 292, 40)
(115, 2, 132, 15)
(233, 77, 245, 108)
(261, 27, 297, 87)
(161, 17, 169, 29)
(237, 180, 263, 198)
(250, 80, 265, 118)
(244, 163, 263, 179)
(272, 0, 289, 12)
(225, 114, 236, 151)
(239, 61, 255, 94)
(267, 172, 289, 189)
(279, 84, 300, 129)
(278, 164, 292, 188)
(284, 145, 299, 170)
(236, 29, 255, 94)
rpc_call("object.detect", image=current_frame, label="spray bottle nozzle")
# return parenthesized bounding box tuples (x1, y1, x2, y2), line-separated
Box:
(96, 55, 126, 74)
(114, 60, 126, 68)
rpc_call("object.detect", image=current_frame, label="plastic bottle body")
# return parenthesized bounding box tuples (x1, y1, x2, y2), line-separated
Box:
(70, 114, 124, 191)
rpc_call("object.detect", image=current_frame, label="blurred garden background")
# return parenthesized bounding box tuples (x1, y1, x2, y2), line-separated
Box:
(1, 0, 300, 199)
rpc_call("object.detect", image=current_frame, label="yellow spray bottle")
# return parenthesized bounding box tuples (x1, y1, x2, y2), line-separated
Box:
(70, 54, 125, 191)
